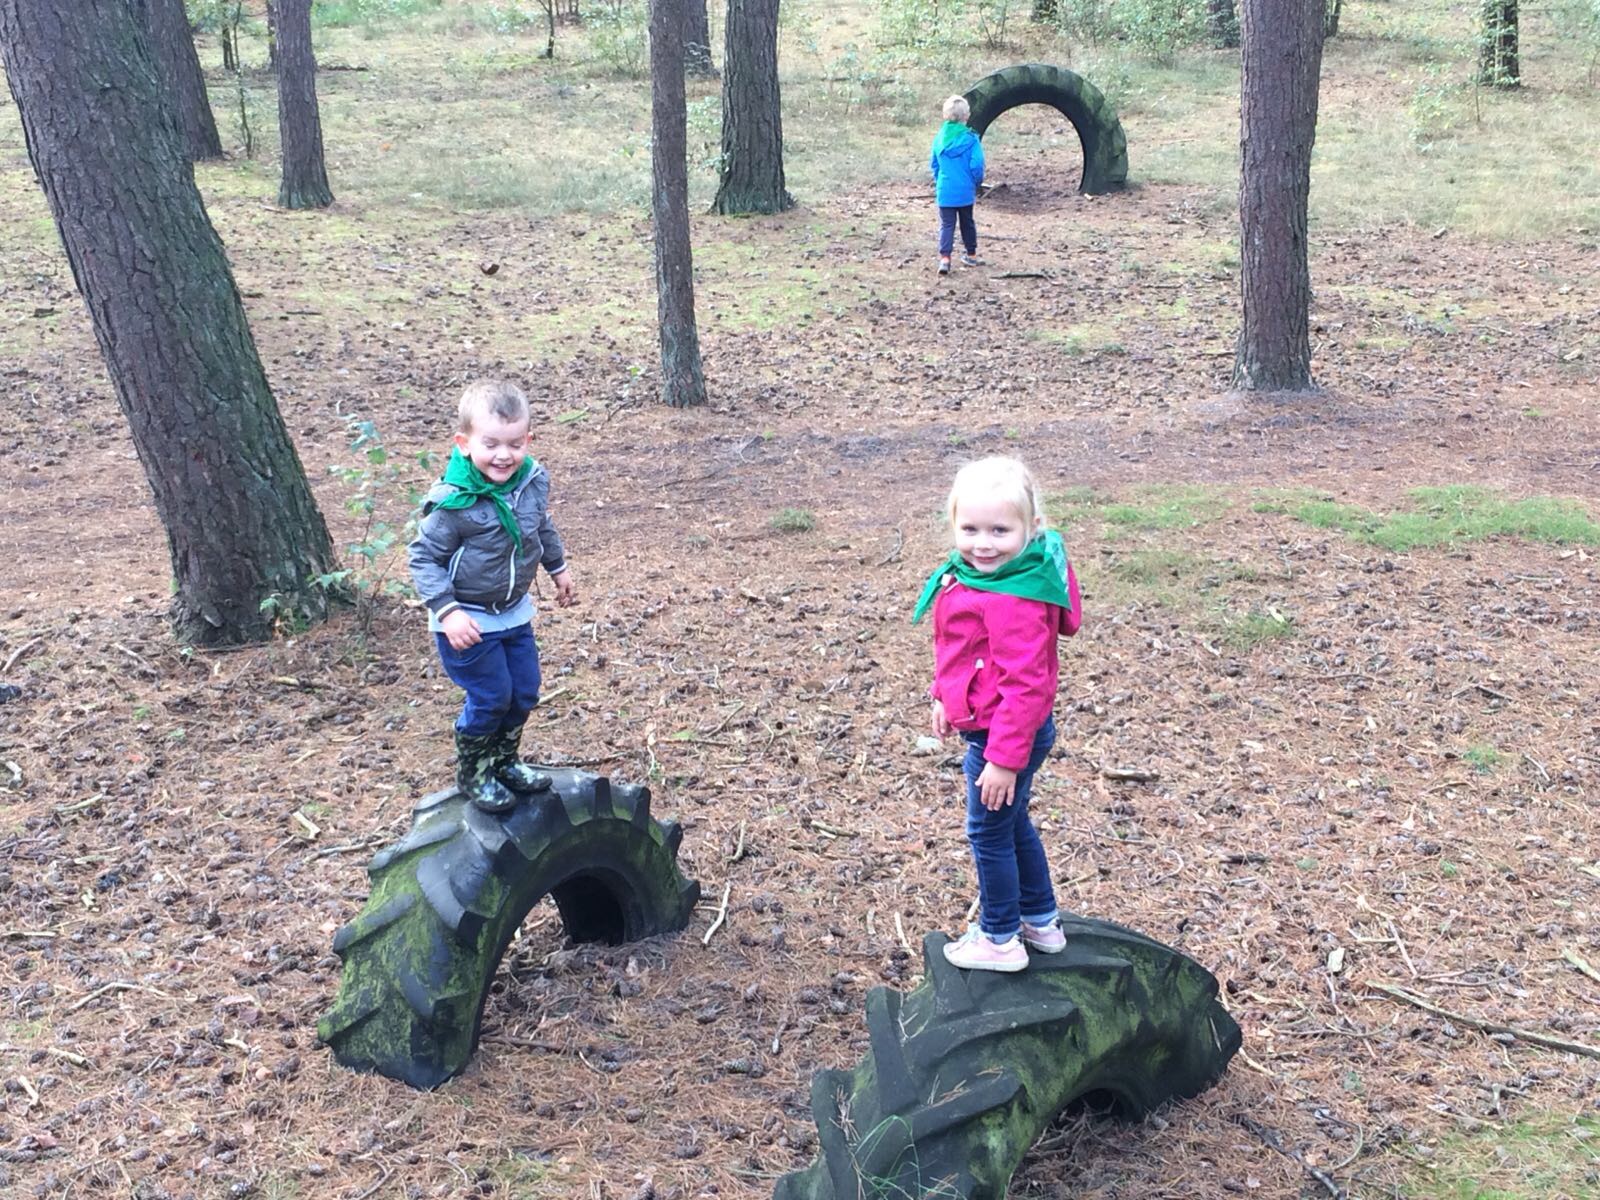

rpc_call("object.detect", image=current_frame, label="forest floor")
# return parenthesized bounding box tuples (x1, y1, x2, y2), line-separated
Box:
(5, 22, 1600, 1200)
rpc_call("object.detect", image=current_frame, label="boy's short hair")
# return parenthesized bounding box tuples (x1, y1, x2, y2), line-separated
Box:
(458, 379, 530, 432)
(947, 456, 1047, 533)
(942, 95, 970, 124)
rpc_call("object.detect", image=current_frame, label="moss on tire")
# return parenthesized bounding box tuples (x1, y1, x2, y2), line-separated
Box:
(962, 63, 1129, 194)
(773, 916, 1240, 1200)
(317, 769, 700, 1088)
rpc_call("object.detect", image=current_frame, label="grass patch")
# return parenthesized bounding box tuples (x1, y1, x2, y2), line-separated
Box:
(1400, 1112, 1600, 1200)
(1051, 484, 1232, 532)
(1461, 744, 1504, 774)
(1254, 486, 1600, 551)
(769, 508, 816, 533)
(1213, 606, 1295, 650)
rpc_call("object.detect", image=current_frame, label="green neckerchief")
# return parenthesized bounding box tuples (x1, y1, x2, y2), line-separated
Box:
(933, 120, 971, 154)
(435, 448, 533, 552)
(911, 528, 1073, 624)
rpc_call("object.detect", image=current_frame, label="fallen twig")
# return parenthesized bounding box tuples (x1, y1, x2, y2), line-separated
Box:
(1100, 765, 1160, 783)
(1, 929, 57, 939)
(894, 912, 912, 955)
(1560, 947, 1600, 988)
(3, 635, 44, 674)
(1368, 981, 1600, 1060)
(1233, 1114, 1345, 1199)
(726, 820, 747, 865)
(64, 980, 171, 1013)
(702, 883, 731, 946)
(874, 526, 904, 568)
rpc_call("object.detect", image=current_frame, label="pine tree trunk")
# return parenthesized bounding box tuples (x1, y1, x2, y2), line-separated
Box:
(0, 0, 344, 646)
(711, 0, 792, 215)
(146, 0, 224, 161)
(274, 0, 333, 209)
(1233, 0, 1324, 392)
(1478, 0, 1519, 87)
(685, 0, 716, 76)
(1206, 0, 1239, 48)
(650, 0, 709, 408)
(1323, 0, 1343, 38)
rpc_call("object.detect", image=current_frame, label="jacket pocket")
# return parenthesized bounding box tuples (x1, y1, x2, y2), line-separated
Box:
(948, 658, 990, 723)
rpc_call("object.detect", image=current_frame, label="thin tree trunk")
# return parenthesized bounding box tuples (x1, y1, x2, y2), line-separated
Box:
(0, 0, 344, 645)
(1233, 0, 1324, 392)
(1206, 0, 1239, 48)
(650, 0, 709, 408)
(274, 0, 333, 208)
(1478, 0, 1519, 87)
(146, 0, 224, 161)
(711, 0, 792, 215)
(1323, 0, 1342, 38)
(685, 0, 716, 76)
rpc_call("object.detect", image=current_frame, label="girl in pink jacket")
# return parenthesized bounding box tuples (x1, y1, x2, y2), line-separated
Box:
(912, 457, 1081, 972)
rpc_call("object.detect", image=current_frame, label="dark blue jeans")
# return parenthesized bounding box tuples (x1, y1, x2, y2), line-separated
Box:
(962, 717, 1059, 941)
(436, 623, 541, 737)
(938, 205, 977, 257)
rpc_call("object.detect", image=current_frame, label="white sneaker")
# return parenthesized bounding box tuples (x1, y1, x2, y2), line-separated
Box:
(943, 925, 1028, 972)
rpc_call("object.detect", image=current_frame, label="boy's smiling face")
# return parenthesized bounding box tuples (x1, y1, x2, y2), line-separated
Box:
(455, 410, 530, 483)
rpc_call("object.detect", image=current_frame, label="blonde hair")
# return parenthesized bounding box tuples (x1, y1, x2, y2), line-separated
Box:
(457, 379, 530, 433)
(946, 456, 1047, 534)
(942, 95, 970, 124)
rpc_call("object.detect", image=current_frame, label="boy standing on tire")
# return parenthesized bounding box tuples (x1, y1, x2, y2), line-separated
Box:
(408, 380, 576, 813)
(930, 95, 986, 276)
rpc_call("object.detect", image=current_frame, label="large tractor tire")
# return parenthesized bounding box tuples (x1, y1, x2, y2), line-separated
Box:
(317, 769, 700, 1088)
(962, 63, 1129, 195)
(773, 916, 1240, 1200)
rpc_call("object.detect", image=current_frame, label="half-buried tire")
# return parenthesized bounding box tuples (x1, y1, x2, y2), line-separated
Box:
(317, 769, 700, 1088)
(963, 63, 1129, 195)
(773, 916, 1240, 1200)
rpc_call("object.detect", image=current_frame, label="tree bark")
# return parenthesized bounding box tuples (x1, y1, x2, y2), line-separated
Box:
(685, 0, 716, 76)
(0, 0, 344, 646)
(145, 0, 224, 161)
(650, 0, 709, 408)
(1206, 0, 1239, 48)
(273, 0, 333, 208)
(1478, 0, 1519, 87)
(1233, 0, 1324, 392)
(711, 0, 792, 215)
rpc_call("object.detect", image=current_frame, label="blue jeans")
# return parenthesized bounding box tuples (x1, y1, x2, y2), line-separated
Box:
(962, 717, 1058, 941)
(436, 623, 541, 737)
(938, 205, 977, 257)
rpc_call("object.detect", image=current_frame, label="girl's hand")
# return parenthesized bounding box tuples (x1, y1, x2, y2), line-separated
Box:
(976, 762, 1017, 811)
(440, 609, 482, 651)
(931, 699, 954, 739)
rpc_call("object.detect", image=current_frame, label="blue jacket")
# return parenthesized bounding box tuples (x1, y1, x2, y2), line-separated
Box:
(930, 125, 985, 207)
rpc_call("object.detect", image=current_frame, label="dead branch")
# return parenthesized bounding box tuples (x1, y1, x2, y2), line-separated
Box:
(1368, 982, 1600, 1060)
(1232, 1114, 1345, 1199)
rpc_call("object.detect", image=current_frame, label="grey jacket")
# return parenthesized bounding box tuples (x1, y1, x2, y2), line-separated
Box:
(406, 463, 568, 618)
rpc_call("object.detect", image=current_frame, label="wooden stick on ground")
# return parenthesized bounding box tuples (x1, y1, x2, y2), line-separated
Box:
(1233, 1114, 1345, 1199)
(701, 883, 731, 946)
(1369, 981, 1600, 1060)
(1561, 946, 1600, 988)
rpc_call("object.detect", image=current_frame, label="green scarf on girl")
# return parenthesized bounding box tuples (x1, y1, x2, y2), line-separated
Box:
(911, 528, 1074, 624)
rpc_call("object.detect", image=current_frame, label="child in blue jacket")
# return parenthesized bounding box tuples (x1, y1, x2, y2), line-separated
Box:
(930, 95, 986, 276)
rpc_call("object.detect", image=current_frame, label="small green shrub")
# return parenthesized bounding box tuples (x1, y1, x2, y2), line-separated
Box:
(770, 508, 817, 533)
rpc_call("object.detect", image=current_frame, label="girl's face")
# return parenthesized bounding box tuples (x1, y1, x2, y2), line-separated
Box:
(952, 493, 1037, 573)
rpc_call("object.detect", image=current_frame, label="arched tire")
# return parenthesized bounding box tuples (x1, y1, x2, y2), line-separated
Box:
(962, 63, 1129, 195)
(316, 769, 701, 1089)
(773, 915, 1240, 1200)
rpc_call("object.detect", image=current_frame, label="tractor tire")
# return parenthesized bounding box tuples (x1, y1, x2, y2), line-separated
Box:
(317, 769, 700, 1088)
(962, 63, 1129, 195)
(773, 916, 1240, 1200)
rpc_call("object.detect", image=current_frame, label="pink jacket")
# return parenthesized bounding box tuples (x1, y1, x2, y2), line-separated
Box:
(930, 581, 1077, 770)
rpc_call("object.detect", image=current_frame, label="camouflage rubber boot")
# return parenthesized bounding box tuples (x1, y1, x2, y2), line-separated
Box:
(455, 731, 518, 813)
(493, 724, 553, 794)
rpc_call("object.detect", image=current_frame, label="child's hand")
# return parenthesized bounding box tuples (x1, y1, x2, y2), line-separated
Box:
(552, 569, 577, 608)
(976, 762, 1018, 811)
(440, 609, 482, 651)
(931, 699, 954, 739)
